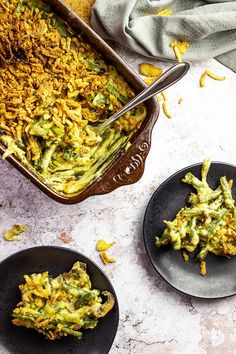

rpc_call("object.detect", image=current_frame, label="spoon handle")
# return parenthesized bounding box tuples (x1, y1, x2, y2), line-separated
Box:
(99, 62, 190, 131)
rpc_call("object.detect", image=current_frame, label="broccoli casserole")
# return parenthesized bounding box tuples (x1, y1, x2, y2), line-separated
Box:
(0, 0, 146, 196)
(12, 261, 115, 340)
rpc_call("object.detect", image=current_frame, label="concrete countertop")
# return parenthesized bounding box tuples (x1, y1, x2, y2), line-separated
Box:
(1, 44, 236, 354)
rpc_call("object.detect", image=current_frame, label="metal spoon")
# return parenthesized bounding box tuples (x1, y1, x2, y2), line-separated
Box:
(91, 61, 190, 133)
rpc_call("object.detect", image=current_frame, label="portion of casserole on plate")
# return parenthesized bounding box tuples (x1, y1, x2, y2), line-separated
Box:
(0, 0, 146, 196)
(155, 159, 236, 276)
(12, 261, 115, 340)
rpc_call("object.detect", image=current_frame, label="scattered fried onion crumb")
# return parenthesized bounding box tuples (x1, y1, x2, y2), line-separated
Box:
(156, 93, 163, 105)
(162, 102, 172, 119)
(139, 63, 163, 77)
(182, 250, 189, 262)
(140, 65, 173, 119)
(199, 71, 208, 87)
(161, 90, 167, 101)
(200, 260, 207, 276)
(199, 70, 226, 87)
(58, 232, 72, 244)
(161, 90, 172, 119)
(96, 239, 115, 252)
(3, 224, 26, 241)
(144, 77, 156, 85)
(178, 97, 183, 105)
(156, 8, 173, 16)
(100, 252, 116, 265)
(170, 41, 189, 62)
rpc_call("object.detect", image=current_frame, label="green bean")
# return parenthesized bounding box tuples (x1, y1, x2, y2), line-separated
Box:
(182, 208, 221, 219)
(197, 246, 209, 261)
(189, 217, 199, 245)
(40, 144, 58, 171)
(220, 176, 235, 209)
(208, 195, 224, 210)
(200, 186, 222, 203)
(107, 84, 129, 104)
(204, 210, 227, 237)
(201, 157, 211, 182)
(182, 172, 202, 189)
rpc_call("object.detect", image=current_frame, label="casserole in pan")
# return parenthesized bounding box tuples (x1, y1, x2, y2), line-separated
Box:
(0, 0, 159, 204)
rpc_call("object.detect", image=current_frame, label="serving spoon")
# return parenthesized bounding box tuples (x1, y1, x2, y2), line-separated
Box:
(91, 61, 190, 132)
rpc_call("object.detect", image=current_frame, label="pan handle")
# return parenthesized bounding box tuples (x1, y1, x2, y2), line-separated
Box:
(92, 129, 151, 195)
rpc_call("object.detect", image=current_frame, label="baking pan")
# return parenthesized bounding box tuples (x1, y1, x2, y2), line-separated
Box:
(0, 0, 159, 204)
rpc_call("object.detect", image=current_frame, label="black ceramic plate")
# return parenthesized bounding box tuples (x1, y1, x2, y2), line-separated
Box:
(144, 162, 236, 299)
(0, 246, 119, 354)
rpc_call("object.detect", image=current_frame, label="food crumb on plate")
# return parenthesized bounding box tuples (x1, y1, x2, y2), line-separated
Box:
(200, 260, 206, 276)
(182, 250, 189, 262)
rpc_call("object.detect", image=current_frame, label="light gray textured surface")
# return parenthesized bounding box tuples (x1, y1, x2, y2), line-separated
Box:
(1, 47, 236, 354)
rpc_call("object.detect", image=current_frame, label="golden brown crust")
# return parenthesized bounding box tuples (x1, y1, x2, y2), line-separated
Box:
(64, 0, 95, 24)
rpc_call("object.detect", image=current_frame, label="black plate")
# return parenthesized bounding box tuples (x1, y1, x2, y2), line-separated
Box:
(0, 246, 119, 354)
(143, 162, 236, 299)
